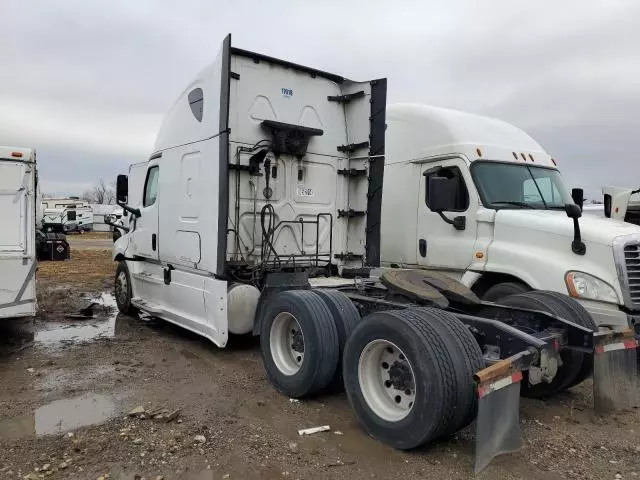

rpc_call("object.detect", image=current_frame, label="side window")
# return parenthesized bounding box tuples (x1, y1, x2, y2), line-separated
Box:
(188, 88, 204, 122)
(143, 166, 159, 207)
(425, 166, 469, 212)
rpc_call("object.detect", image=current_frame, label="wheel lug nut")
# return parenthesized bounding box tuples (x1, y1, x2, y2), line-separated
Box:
(384, 380, 392, 388)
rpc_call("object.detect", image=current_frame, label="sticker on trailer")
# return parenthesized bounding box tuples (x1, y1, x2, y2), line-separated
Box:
(281, 88, 293, 97)
(297, 187, 314, 197)
(56, 245, 64, 253)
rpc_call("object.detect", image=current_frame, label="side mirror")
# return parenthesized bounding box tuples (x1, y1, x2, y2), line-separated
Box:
(116, 174, 128, 204)
(565, 203, 582, 219)
(571, 188, 584, 210)
(428, 176, 457, 212)
(604, 194, 612, 218)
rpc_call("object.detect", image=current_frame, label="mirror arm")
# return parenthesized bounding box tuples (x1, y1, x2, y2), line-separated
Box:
(104, 217, 129, 232)
(571, 217, 586, 255)
(118, 202, 141, 218)
(437, 211, 454, 225)
(436, 211, 466, 231)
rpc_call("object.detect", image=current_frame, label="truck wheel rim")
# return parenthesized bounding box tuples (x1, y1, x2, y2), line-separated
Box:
(270, 312, 304, 375)
(116, 271, 128, 305)
(358, 340, 416, 422)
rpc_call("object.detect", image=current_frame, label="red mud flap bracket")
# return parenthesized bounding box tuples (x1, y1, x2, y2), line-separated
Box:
(473, 351, 532, 473)
(593, 329, 639, 413)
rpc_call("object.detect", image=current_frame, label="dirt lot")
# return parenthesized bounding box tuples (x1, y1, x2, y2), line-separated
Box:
(0, 240, 638, 479)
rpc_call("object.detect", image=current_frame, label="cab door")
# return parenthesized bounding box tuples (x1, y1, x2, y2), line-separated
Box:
(417, 157, 478, 271)
(131, 164, 160, 260)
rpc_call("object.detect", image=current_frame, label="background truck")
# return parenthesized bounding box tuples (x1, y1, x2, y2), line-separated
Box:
(112, 35, 637, 472)
(0, 146, 38, 321)
(380, 104, 640, 334)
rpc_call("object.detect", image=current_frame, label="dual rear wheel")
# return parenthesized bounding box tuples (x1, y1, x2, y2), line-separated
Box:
(260, 289, 484, 449)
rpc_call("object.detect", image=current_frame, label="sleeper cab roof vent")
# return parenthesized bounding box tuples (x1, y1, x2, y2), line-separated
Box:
(261, 120, 323, 158)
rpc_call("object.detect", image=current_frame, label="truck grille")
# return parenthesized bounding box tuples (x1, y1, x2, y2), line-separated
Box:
(624, 243, 640, 306)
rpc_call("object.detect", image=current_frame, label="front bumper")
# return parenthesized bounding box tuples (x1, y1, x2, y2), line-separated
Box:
(579, 299, 632, 330)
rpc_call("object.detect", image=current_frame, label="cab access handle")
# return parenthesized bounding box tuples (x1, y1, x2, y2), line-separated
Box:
(152, 234, 157, 251)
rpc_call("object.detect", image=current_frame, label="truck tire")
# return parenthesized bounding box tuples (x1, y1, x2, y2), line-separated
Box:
(497, 292, 586, 398)
(413, 307, 485, 434)
(343, 309, 459, 450)
(260, 290, 339, 398)
(521, 291, 597, 389)
(313, 289, 361, 391)
(482, 282, 530, 302)
(114, 261, 136, 315)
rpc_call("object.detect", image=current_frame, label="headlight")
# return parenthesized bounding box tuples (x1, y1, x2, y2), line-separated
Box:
(565, 271, 619, 304)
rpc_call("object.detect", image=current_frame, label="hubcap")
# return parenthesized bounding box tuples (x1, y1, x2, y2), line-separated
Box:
(116, 271, 128, 305)
(358, 340, 416, 422)
(270, 312, 305, 376)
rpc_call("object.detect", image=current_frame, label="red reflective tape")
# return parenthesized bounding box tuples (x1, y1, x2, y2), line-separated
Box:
(595, 345, 605, 355)
(511, 371, 523, 383)
(623, 339, 638, 349)
(477, 386, 487, 398)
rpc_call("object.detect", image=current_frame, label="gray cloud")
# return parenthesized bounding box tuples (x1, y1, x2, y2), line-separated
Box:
(2, 0, 638, 198)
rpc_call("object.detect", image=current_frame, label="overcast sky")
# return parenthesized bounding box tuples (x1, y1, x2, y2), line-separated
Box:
(2, 0, 638, 199)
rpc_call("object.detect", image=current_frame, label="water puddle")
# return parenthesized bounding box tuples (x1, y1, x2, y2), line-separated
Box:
(36, 292, 119, 347)
(0, 393, 117, 440)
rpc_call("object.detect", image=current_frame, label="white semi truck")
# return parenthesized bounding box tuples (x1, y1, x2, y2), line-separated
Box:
(0, 147, 39, 322)
(381, 104, 640, 335)
(112, 35, 637, 472)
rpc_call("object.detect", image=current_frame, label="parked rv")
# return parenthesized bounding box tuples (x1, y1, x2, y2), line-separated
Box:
(41, 198, 93, 233)
(380, 104, 640, 335)
(1, 146, 38, 321)
(111, 36, 637, 472)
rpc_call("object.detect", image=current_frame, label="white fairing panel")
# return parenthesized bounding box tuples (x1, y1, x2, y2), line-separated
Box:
(0, 149, 37, 319)
(227, 55, 375, 270)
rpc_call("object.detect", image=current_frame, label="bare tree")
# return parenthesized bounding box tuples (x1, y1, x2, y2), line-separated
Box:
(81, 178, 116, 204)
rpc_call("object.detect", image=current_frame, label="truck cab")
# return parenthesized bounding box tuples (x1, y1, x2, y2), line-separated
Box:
(381, 104, 640, 331)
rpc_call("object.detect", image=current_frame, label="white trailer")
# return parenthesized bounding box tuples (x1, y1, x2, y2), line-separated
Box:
(112, 36, 637, 472)
(380, 104, 640, 334)
(42, 202, 93, 233)
(0, 146, 38, 320)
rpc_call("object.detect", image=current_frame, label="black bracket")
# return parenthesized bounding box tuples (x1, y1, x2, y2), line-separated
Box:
(337, 141, 369, 153)
(338, 209, 366, 218)
(163, 264, 175, 285)
(229, 163, 259, 174)
(338, 168, 367, 178)
(334, 252, 364, 261)
(327, 90, 365, 104)
(230, 71, 240, 80)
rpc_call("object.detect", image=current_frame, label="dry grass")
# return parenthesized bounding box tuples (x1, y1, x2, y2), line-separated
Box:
(38, 248, 115, 290)
(66, 231, 112, 241)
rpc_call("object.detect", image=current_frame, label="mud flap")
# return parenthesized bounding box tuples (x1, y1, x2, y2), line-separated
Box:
(473, 351, 532, 473)
(593, 329, 639, 413)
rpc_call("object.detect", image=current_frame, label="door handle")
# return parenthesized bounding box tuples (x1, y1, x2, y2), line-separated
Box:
(152, 233, 157, 251)
(419, 238, 427, 257)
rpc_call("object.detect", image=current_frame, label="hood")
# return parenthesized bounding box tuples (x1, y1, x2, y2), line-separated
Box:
(494, 209, 640, 246)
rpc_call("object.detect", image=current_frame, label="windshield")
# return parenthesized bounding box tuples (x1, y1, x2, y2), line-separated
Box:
(472, 161, 573, 209)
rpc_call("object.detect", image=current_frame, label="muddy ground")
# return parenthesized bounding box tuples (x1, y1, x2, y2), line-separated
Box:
(0, 235, 638, 479)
